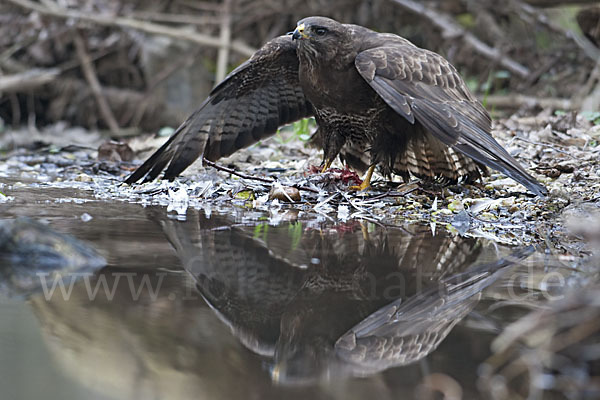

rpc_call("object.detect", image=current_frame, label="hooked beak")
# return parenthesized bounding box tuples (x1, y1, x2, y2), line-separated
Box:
(291, 24, 308, 41)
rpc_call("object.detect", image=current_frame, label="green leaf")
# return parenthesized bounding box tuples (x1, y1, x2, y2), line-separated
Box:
(253, 223, 263, 238)
(456, 13, 475, 29)
(581, 111, 600, 125)
(288, 222, 303, 251)
(234, 190, 255, 201)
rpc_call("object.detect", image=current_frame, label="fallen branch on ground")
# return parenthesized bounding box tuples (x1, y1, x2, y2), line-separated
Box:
(202, 158, 320, 193)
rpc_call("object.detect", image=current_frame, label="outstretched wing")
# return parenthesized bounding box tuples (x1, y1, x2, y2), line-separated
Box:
(355, 45, 547, 196)
(125, 35, 312, 184)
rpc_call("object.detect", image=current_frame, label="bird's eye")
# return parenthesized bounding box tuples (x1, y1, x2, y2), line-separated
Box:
(315, 27, 327, 36)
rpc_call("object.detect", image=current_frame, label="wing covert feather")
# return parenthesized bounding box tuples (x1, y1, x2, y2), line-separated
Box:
(355, 45, 546, 196)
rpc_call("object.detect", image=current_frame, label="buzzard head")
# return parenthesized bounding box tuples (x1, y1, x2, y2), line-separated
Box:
(292, 17, 354, 65)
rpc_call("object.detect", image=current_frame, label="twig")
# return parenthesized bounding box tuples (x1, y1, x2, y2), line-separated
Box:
(312, 192, 341, 210)
(128, 11, 222, 26)
(521, 54, 562, 89)
(581, 62, 600, 111)
(510, 136, 578, 159)
(6, 0, 256, 57)
(43, 76, 179, 130)
(9, 93, 20, 126)
(202, 158, 319, 193)
(0, 68, 60, 92)
(0, 35, 38, 65)
(216, 0, 232, 83)
(579, 62, 600, 99)
(179, 0, 226, 12)
(339, 191, 383, 222)
(203, 158, 274, 183)
(368, 185, 421, 199)
(389, 0, 531, 78)
(514, 0, 600, 62)
(289, 184, 319, 194)
(54, 45, 121, 74)
(73, 31, 120, 133)
(0, 47, 121, 96)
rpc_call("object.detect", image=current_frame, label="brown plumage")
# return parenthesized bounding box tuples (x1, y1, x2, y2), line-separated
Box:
(125, 16, 546, 196)
(125, 37, 312, 183)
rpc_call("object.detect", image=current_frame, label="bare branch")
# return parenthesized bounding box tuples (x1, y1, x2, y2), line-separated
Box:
(514, 0, 600, 62)
(524, 0, 600, 7)
(6, 0, 256, 57)
(216, 0, 232, 83)
(0, 68, 59, 92)
(581, 62, 600, 112)
(202, 158, 320, 193)
(73, 32, 120, 133)
(127, 11, 222, 26)
(389, 0, 531, 78)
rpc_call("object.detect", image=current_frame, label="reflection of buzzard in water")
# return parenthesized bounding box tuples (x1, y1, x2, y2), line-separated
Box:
(159, 209, 531, 384)
(126, 17, 546, 196)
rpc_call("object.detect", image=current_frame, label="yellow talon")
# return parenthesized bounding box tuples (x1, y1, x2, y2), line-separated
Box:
(321, 158, 333, 173)
(350, 165, 376, 191)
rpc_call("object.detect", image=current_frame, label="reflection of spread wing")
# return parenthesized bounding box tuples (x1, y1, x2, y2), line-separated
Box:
(355, 44, 546, 195)
(159, 210, 308, 357)
(125, 35, 312, 183)
(335, 247, 534, 372)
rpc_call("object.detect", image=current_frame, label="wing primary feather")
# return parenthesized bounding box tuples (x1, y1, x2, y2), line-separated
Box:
(125, 35, 312, 184)
(454, 137, 547, 196)
(124, 128, 182, 184)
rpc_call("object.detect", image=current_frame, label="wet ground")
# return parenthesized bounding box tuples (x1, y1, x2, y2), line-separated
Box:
(0, 176, 587, 400)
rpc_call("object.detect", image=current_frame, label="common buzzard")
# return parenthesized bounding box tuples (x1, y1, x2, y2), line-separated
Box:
(125, 16, 546, 196)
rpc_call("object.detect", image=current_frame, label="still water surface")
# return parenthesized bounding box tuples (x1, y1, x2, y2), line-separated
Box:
(0, 183, 539, 400)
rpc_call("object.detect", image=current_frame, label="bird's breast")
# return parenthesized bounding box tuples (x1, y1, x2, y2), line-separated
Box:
(299, 61, 376, 113)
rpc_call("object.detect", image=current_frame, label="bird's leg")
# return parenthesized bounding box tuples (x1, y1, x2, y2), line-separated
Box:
(321, 158, 333, 173)
(350, 165, 376, 191)
(360, 222, 370, 240)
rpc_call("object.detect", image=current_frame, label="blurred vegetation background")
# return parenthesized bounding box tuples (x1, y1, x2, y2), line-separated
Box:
(0, 0, 599, 139)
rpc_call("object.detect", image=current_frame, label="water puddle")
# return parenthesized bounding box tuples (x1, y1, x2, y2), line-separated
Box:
(0, 181, 577, 399)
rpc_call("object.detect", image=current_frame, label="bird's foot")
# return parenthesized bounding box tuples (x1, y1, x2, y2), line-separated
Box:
(349, 180, 371, 191)
(349, 165, 375, 191)
(321, 159, 333, 173)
